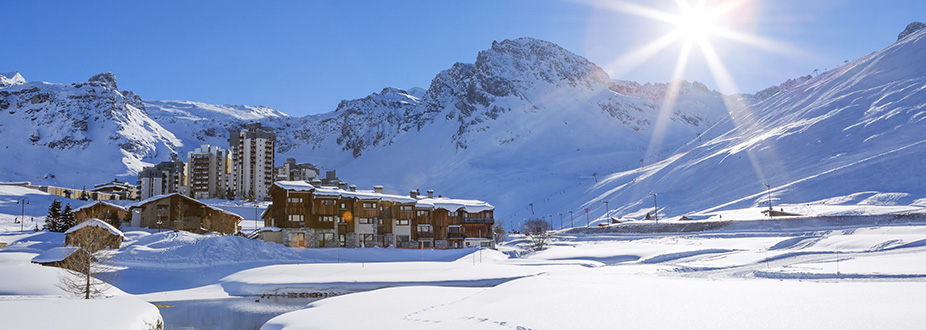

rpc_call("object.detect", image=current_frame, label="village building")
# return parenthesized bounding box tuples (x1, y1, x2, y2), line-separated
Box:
(92, 179, 139, 200)
(64, 218, 125, 251)
(138, 159, 186, 200)
(185, 144, 232, 199)
(129, 193, 243, 234)
(229, 123, 275, 200)
(31, 247, 87, 271)
(72, 201, 129, 224)
(275, 158, 320, 182)
(262, 181, 495, 249)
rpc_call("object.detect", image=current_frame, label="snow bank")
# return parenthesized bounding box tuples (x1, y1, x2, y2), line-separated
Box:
(0, 296, 162, 330)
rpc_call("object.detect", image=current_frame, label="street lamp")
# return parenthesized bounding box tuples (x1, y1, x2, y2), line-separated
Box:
(648, 192, 658, 223)
(558, 213, 563, 230)
(156, 219, 163, 233)
(568, 210, 574, 228)
(602, 200, 610, 224)
(763, 183, 773, 217)
(16, 198, 29, 232)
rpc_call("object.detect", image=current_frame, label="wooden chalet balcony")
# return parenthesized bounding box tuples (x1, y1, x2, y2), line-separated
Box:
(447, 232, 465, 240)
(463, 217, 494, 224)
(416, 231, 434, 239)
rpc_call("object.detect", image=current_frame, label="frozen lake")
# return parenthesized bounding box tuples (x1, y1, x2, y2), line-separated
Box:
(156, 296, 323, 330)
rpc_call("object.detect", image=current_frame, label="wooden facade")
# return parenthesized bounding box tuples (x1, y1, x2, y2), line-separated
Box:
(73, 201, 129, 224)
(131, 194, 242, 234)
(265, 181, 494, 249)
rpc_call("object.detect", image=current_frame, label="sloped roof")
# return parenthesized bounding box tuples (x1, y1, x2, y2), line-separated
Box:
(272, 181, 316, 192)
(415, 197, 495, 213)
(31, 247, 79, 263)
(73, 201, 128, 213)
(64, 218, 125, 237)
(130, 193, 244, 220)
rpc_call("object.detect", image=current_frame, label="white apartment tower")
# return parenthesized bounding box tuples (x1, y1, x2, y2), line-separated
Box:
(229, 123, 275, 200)
(137, 159, 185, 200)
(185, 144, 231, 199)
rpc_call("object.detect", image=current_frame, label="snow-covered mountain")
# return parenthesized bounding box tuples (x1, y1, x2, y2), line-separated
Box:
(3, 27, 925, 222)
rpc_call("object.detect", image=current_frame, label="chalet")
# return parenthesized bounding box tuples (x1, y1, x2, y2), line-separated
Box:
(31, 247, 88, 271)
(129, 193, 243, 234)
(73, 201, 129, 224)
(64, 218, 125, 251)
(264, 181, 494, 249)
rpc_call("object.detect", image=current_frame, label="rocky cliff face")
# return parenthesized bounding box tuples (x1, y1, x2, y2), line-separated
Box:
(897, 22, 926, 41)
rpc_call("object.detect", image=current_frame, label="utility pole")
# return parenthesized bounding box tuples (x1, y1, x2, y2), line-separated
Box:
(763, 183, 773, 217)
(17, 198, 29, 233)
(585, 208, 589, 227)
(558, 213, 563, 230)
(568, 211, 574, 228)
(648, 192, 658, 223)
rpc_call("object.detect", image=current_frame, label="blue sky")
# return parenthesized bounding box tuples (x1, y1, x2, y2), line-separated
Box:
(3, 0, 923, 116)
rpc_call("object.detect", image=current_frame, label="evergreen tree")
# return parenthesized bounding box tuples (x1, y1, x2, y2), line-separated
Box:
(61, 203, 78, 231)
(226, 188, 235, 201)
(45, 199, 63, 232)
(107, 211, 122, 229)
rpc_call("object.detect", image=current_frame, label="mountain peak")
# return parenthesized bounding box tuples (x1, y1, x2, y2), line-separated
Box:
(0, 71, 26, 87)
(476, 37, 610, 88)
(898, 22, 926, 41)
(88, 72, 118, 90)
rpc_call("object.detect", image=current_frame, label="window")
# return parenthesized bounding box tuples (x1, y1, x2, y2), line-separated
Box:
(288, 214, 304, 222)
(396, 219, 410, 226)
(417, 210, 429, 217)
(362, 202, 377, 209)
(340, 203, 346, 209)
(288, 197, 303, 203)
(321, 233, 334, 242)
(417, 224, 431, 232)
(448, 225, 462, 233)
(358, 217, 374, 224)
(322, 199, 336, 205)
(362, 234, 374, 242)
(449, 211, 458, 217)
(320, 216, 339, 222)
(400, 205, 413, 211)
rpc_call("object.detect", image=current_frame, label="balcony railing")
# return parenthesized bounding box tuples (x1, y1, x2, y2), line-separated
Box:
(463, 217, 494, 224)
(416, 232, 434, 239)
(448, 232, 465, 239)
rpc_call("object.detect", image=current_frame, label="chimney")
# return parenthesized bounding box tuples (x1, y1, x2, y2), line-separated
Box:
(374, 185, 383, 194)
(310, 178, 321, 186)
(427, 189, 434, 198)
(410, 190, 418, 198)
(338, 182, 348, 190)
(349, 185, 356, 192)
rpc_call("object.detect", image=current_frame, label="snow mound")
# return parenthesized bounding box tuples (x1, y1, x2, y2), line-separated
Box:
(118, 231, 294, 266)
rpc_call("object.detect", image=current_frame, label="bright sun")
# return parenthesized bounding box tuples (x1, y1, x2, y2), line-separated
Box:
(674, 3, 718, 42)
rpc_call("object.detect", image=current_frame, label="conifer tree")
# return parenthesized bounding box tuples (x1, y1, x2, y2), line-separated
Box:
(45, 199, 63, 232)
(61, 203, 78, 231)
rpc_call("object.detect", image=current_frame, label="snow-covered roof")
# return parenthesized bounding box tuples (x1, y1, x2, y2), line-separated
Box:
(73, 201, 128, 213)
(31, 247, 79, 263)
(273, 181, 316, 192)
(415, 197, 495, 213)
(130, 193, 244, 220)
(64, 218, 125, 237)
(274, 181, 422, 204)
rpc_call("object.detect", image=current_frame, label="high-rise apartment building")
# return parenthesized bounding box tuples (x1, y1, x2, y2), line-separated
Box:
(185, 144, 231, 199)
(138, 159, 185, 200)
(229, 123, 275, 200)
